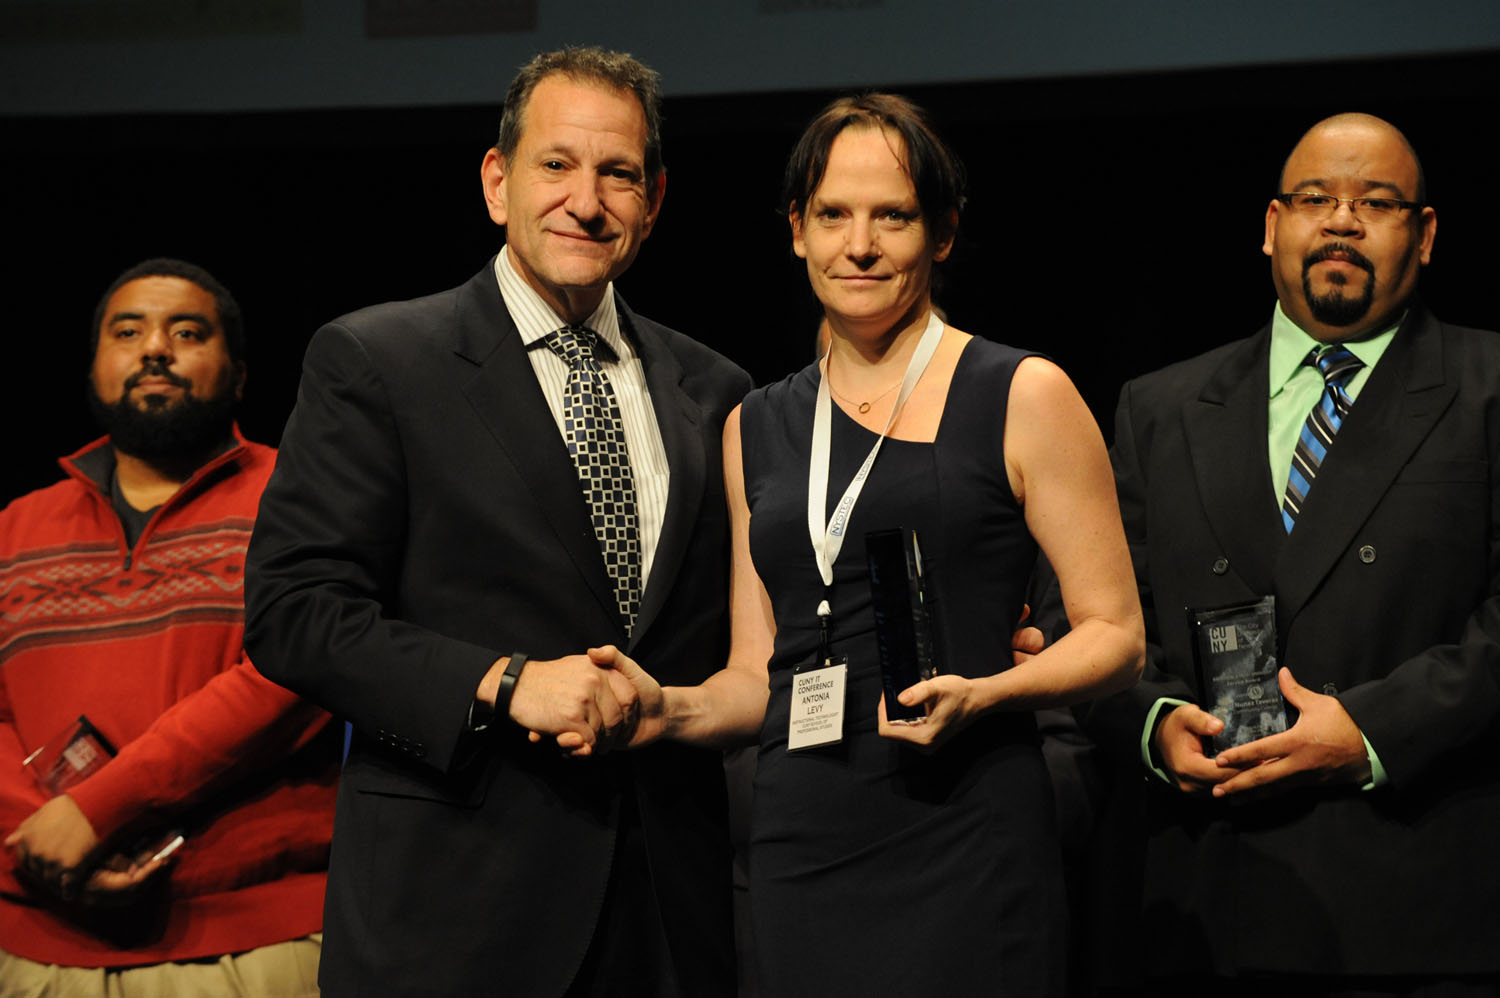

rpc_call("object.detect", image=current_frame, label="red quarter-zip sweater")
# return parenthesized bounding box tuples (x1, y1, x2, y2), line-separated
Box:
(0, 429, 337, 967)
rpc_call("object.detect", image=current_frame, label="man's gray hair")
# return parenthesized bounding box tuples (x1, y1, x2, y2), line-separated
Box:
(495, 46, 664, 183)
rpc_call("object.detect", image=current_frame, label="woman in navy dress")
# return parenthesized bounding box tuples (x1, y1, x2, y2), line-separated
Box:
(592, 94, 1144, 996)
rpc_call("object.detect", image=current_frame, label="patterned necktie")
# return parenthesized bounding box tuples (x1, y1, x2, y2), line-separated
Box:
(541, 325, 642, 631)
(1281, 345, 1364, 533)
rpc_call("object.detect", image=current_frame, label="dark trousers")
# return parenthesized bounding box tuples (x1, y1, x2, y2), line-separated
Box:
(1148, 975, 1500, 998)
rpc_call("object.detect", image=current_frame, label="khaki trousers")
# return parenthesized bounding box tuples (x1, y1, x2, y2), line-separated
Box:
(0, 932, 321, 998)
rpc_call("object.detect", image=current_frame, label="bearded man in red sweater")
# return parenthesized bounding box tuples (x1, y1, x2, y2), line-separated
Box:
(0, 259, 338, 997)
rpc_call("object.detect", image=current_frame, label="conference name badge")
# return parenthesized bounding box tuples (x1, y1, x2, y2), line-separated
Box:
(788, 657, 847, 751)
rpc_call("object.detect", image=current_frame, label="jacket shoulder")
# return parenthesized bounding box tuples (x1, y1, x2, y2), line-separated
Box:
(323, 284, 467, 346)
(1435, 316, 1500, 354)
(638, 313, 750, 386)
(1122, 332, 1263, 409)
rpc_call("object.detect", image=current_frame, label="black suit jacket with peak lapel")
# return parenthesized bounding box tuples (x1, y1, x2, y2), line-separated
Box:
(1089, 304, 1500, 979)
(245, 262, 752, 997)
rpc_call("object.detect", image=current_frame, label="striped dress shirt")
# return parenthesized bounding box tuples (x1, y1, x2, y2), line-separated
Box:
(492, 249, 671, 588)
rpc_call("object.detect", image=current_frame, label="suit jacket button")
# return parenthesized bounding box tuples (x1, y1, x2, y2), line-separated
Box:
(1358, 545, 1376, 564)
(1211, 557, 1229, 575)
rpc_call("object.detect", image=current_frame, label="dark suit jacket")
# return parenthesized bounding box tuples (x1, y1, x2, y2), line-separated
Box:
(1088, 305, 1500, 978)
(245, 263, 752, 997)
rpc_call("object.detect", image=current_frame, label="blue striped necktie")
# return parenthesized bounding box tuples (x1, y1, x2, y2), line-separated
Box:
(541, 325, 642, 632)
(1281, 345, 1364, 533)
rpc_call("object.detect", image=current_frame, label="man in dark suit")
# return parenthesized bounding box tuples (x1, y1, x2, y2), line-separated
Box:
(244, 47, 750, 997)
(1094, 113, 1500, 994)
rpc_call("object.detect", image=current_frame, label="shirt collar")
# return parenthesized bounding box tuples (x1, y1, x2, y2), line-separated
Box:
(1268, 301, 1402, 399)
(492, 247, 632, 361)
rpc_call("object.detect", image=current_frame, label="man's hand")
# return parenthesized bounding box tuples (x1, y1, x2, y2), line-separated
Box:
(544, 647, 665, 755)
(5, 795, 101, 896)
(497, 654, 639, 756)
(1154, 703, 1243, 794)
(1209, 667, 1372, 798)
(75, 842, 176, 906)
(1011, 603, 1045, 667)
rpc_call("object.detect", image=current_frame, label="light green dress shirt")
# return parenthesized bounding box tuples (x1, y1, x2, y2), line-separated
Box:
(1140, 304, 1402, 788)
(1266, 303, 1399, 504)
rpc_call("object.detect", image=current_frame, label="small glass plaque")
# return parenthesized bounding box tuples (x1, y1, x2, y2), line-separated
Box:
(1185, 597, 1292, 753)
(22, 715, 117, 796)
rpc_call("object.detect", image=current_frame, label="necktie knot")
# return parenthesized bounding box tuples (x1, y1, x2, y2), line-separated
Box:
(543, 325, 599, 368)
(1309, 345, 1363, 389)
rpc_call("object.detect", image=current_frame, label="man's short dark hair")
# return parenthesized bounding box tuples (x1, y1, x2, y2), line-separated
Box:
(782, 92, 968, 245)
(495, 46, 665, 185)
(91, 258, 244, 364)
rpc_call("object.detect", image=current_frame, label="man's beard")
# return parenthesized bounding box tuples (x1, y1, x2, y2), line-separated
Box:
(1301, 242, 1376, 327)
(87, 361, 238, 461)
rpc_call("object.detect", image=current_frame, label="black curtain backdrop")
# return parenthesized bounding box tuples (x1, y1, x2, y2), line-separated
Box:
(3, 50, 1496, 503)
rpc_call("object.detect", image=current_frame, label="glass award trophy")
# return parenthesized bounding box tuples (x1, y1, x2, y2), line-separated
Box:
(1185, 596, 1292, 753)
(22, 715, 116, 795)
(866, 527, 942, 723)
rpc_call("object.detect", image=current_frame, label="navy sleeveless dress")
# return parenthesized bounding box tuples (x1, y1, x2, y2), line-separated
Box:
(740, 337, 1066, 996)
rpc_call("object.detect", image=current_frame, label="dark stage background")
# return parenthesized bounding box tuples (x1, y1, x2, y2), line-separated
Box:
(3, 49, 1496, 503)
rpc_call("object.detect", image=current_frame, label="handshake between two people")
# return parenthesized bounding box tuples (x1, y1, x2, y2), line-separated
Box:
(488, 648, 663, 757)
(484, 616, 1051, 758)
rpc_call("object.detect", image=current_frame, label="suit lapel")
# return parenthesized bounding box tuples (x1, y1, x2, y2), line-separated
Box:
(1182, 329, 1283, 595)
(450, 264, 622, 632)
(621, 301, 706, 648)
(1275, 307, 1456, 620)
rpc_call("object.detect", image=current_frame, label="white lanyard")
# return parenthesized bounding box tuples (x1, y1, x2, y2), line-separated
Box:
(806, 310, 944, 615)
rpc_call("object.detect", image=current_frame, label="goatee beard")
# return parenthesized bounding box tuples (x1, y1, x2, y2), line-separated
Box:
(1302, 242, 1376, 327)
(88, 363, 238, 462)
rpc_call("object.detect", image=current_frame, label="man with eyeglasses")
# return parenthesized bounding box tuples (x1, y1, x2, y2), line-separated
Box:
(1089, 113, 1500, 994)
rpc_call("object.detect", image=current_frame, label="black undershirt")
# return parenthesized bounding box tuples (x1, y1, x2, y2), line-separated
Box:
(109, 469, 160, 550)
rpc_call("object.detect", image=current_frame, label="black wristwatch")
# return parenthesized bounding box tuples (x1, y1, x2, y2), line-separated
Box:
(495, 652, 530, 718)
(469, 652, 529, 732)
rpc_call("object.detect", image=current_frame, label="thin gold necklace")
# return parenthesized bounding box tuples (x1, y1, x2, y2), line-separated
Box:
(826, 366, 902, 414)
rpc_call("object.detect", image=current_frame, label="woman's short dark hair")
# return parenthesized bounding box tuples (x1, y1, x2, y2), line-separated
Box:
(496, 46, 664, 185)
(782, 92, 967, 243)
(90, 258, 244, 364)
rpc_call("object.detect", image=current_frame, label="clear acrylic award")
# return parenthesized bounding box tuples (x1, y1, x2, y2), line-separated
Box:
(1185, 596, 1292, 753)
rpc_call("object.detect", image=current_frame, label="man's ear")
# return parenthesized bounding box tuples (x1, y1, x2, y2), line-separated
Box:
(1263, 198, 1281, 258)
(789, 204, 807, 260)
(1416, 205, 1436, 266)
(481, 147, 508, 227)
(641, 171, 667, 239)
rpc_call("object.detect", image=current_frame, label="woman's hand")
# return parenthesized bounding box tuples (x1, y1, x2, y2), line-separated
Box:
(877, 675, 985, 752)
(588, 645, 668, 748)
(529, 645, 666, 755)
(536, 646, 660, 756)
